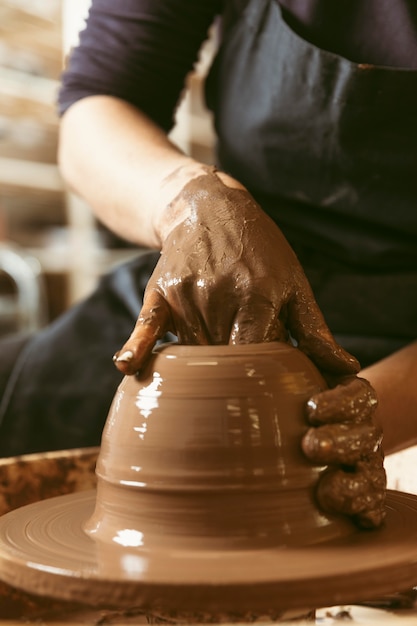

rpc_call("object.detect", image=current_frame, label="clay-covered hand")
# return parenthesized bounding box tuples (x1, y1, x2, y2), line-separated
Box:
(302, 376, 386, 529)
(113, 168, 358, 376)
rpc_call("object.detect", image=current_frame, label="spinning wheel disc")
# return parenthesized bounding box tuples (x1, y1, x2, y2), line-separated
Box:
(0, 489, 417, 612)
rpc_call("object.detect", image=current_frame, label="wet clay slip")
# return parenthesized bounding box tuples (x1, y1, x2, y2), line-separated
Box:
(1, 342, 417, 614)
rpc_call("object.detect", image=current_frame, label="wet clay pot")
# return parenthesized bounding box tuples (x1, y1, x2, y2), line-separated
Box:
(85, 341, 352, 551)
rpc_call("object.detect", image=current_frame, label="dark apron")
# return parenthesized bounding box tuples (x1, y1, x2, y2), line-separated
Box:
(206, 0, 417, 365)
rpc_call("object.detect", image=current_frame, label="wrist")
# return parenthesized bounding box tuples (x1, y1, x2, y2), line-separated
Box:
(152, 162, 247, 245)
(152, 161, 216, 245)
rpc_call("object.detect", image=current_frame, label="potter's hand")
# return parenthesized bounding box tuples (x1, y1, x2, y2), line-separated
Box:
(302, 376, 386, 529)
(113, 168, 358, 376)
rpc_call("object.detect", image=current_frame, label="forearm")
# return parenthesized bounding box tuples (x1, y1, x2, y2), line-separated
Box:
(58, 95, 209, 249)
(362, 341, 417, 455)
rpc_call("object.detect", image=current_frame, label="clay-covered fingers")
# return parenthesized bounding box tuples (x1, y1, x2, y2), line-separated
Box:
(302, 374, 387, 529)
(171, 276, 225, 345)
(315, 454, 387, 529)
(306, 376, 379, 426)
(228, 297, 288, 344)
(302, 422, 383, 466)
(113, 290, 171, 375)
(287, 277, 360, 376)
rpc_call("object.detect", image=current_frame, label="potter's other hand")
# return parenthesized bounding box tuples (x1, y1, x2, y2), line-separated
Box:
(113, 167, 359, 375)
(302, 376, 386, 529)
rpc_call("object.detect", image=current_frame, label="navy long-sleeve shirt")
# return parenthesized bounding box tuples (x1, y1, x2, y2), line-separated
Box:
(59, 0, 417, 130)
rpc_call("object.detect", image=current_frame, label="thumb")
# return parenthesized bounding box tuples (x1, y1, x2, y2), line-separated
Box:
(288, 280, 359, 376)
(113, 290, 171, 375)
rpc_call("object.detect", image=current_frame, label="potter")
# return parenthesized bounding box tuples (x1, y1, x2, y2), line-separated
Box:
(2, 0, 417, 553)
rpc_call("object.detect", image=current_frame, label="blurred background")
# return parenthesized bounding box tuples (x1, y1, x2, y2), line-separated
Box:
(0, 0, 216, 336)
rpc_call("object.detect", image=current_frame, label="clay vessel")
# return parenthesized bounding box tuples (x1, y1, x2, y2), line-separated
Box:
(85, 341, 352, 549)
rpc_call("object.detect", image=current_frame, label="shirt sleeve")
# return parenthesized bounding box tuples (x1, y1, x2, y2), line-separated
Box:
(58, 0, 222, 132)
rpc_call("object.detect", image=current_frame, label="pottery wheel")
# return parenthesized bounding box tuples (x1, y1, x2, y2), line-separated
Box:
(0, 489, 417, 612)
